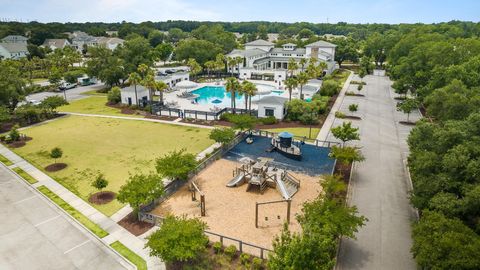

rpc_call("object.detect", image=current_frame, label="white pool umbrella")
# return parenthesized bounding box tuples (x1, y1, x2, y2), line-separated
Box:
(176, 80, 198, 89)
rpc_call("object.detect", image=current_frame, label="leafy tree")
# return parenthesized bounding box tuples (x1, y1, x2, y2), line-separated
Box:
(191, 24, 237, 53)
(117, 36, 153, 74)
(91, 173, 108, 192)
(330, 146, 365, 175)
(117, 173, 164, 214)
(146, 215, 208, 265)
(154, 43, 174, 64)
(40, 96, 68, 115)
(333, 37, 359, 68)
(0, 106, 11, 123)
(297, 28, 315, 39)
(412, 211, 480, 270)
(268, 225, 337, 270)
(319, 80, 340, 96)
(148, 30, 166, 47)
(256, 25, 268, 40)
(107, 87, 121, 104)
(8, 124, 20, 142)
(397, 98, 418, 122)
(155, 149, 197, 181)
(209, 128, 236, 145)
(50, 147, 63, 164)
(229, 114, 257, 131)
(331, 122, 360, 147)
(175, 39, 222, 65)
(48, 67, 63, 87)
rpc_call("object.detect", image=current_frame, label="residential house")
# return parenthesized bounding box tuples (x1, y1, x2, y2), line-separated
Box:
(227, 39, 337, 84)
(71, 31, 97, 52)
(0, 42, 29, 59)
(267, 33, 279, 43)
(42, 39, 71, 50)
(1, 35, 28, 44)
(95, 37, 124, 51)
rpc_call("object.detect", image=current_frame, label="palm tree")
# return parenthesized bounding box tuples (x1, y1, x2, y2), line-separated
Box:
(235, 56, 243, 76)
(241, 81, 257, 112)
(227, 57, 237, 76)
(187, 58, 202, 80)
(155, 81, 168, 105)
(204, 60, 216, 78)
(297, 72, 309, 100)
(137, 63, 151, 79)
(225, 77, 240, 112)
(299, 58, 308, 72)
(142, 74, 156, 103)
(128, 72, 141, 105)
(287, 58, 298, 78)
(285, 77, 298, 101)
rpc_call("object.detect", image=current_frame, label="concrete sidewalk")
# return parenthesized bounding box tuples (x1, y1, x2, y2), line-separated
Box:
(0, 145, 165, 270)
(62, 112, 215, 130)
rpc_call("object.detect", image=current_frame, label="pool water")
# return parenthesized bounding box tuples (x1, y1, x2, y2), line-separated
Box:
(191, 86, 285, 106)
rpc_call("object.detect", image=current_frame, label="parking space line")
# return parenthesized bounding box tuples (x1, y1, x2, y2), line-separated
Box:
(34, 215, 60, 227)
(13, 195, 37, 204)
(0, 181, 12, 185)
(64, 240, 91, 254)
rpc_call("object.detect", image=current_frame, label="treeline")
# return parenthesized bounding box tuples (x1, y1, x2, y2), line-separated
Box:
(2, 20, 479, 44)
(383, 22, 480, 269)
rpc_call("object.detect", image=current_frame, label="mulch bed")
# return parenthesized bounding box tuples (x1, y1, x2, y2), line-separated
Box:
(144, 114, 178, 121)
(45, 163, 68, 172)
(394, 96, 407, 101)
(346, 93, 365, 97)
(117, 212, 154, 236)
(399, 121, 416, 126)
(334, 162, 352, 183)
(7, 141, 26, 148)
(88, 191, 116, 205)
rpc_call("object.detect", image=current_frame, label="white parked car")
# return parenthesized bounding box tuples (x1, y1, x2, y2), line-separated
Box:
(59, 81, 77, 90)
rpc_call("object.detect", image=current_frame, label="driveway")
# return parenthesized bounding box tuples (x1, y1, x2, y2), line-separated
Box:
(0, 164, 132, 270)
(26, 83, 106, 103)
(330, 74, 420, 270)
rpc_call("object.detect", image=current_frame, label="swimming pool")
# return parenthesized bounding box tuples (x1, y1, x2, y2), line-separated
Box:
(191, 85, 285, 106)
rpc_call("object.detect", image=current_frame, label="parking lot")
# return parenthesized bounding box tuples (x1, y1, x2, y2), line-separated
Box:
(0, 164, 132, 270)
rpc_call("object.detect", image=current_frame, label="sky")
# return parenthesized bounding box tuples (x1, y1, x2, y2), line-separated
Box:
(0, 0, 479, 24)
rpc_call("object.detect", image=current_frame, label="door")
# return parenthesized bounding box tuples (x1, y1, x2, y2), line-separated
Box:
(127, 97, 132, 106)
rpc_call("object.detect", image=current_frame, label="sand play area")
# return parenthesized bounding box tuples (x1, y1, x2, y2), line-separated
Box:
(151, 158, 322, 252)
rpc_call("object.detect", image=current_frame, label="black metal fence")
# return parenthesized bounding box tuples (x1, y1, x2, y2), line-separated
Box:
(151, 105, 258, 121)
(251, 129, 340, 148)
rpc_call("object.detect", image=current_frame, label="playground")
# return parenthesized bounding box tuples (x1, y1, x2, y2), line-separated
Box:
(150, 158, 322, 250)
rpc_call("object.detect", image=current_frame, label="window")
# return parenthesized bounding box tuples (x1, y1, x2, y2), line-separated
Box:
(265, 108, 275, 117)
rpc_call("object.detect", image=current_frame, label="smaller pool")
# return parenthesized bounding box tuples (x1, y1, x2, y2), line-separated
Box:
(272, 90, 284, 95)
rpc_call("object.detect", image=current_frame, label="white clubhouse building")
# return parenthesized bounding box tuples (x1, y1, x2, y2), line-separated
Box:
(227, 39, 337, 84)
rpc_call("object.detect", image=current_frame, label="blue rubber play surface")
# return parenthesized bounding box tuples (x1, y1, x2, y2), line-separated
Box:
(224, 135, 336, 176)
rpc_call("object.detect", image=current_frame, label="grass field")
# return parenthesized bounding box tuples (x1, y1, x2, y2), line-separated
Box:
(13, 167, 38, 184)
(38, 185, 109, 238)
(13, 115, 214, 216)
(0, 154, 13, 166)
(263, 127, 320, 140)
(110, 241, 147, 270)
(58, 96, 143, 118)
(82, 89, 108, 96)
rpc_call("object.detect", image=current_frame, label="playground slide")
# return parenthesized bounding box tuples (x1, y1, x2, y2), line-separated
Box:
(226, 173, 246, 187)
(275, 178, 291, 200)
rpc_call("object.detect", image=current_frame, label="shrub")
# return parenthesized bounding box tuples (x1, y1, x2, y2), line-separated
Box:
(320, 80, 340, 96)
(209, 128, 236, 145)
(0, 135, 5, 142)
(212, 242, 222, 254)
(9, 124, 20, 141)
(229, 114, 257, 131)
(240, 253, 251, 265)
(260, 116, 277, 125)
(335, 111, 346, 118)
(107, 86, 121, 104)
(357, 84, 363, 91)
(299, 112, 318, 125)
(252, 257, 263, 270)
(349, 104, 358, 113)
(219, 112, 234, 121)
(224, 245, 237, 260)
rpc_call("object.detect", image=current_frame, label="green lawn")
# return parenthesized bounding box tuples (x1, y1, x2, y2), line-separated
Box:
(0, 154, 13, 166)
(263, 127, 320, 140)
(82, 89, 108, 96)
(58, 96, 143, 118)
(13, 167, 38, 184)
(110, 241, 147, 270)
(32, 78, 48, 83)
(13, 115, 214, 216)
(38, 185, 109, 238)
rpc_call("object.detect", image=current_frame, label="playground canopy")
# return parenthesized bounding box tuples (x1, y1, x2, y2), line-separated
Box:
(278, 132, 294, 139)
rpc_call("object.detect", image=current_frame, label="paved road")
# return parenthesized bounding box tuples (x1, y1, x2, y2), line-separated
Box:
(332, 75, 419, 270)
(0, 164, 132, 270)
(26, 83, 106, 103)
